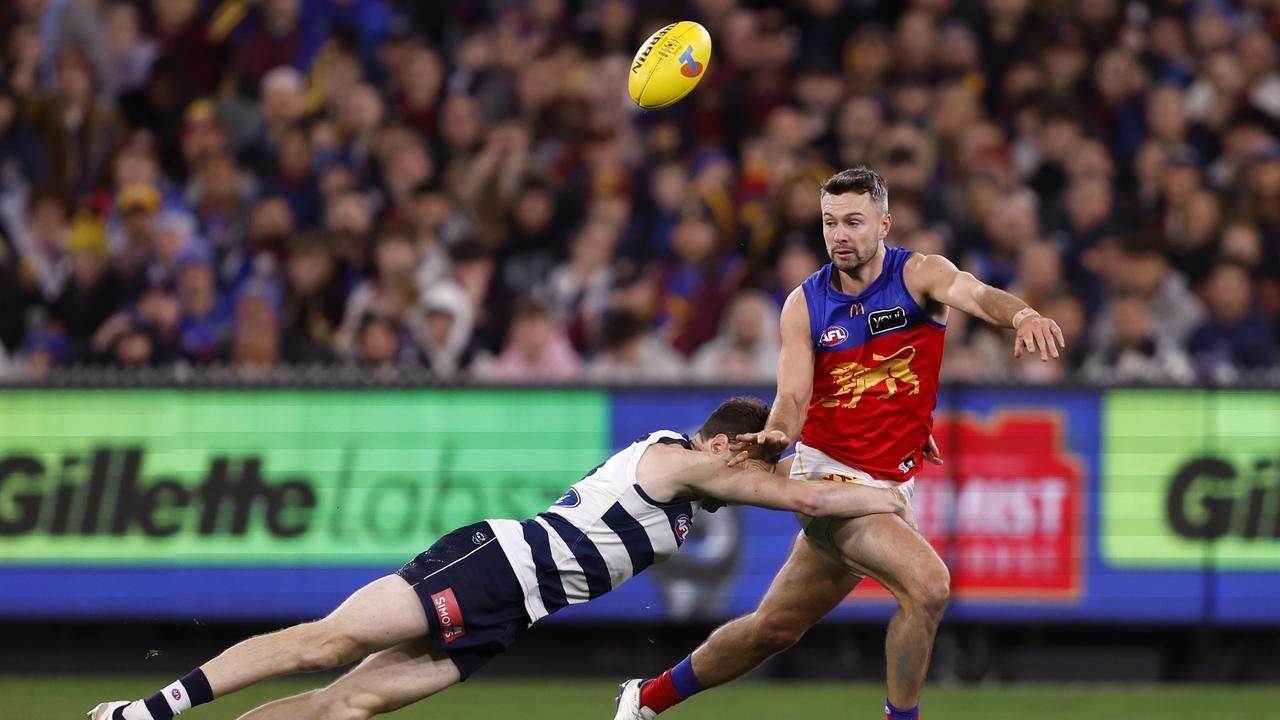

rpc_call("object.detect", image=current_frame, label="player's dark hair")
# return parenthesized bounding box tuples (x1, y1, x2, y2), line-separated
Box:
(695, 397, 770, 443)
(820, 166, 889, 214)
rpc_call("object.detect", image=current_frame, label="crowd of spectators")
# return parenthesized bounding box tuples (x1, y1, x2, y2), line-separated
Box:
(1, 0, 1278, 385)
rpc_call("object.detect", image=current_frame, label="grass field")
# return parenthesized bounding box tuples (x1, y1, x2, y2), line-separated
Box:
(8, 677, 1280, 719)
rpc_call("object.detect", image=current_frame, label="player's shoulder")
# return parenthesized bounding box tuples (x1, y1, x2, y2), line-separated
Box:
(636, 438, 711, 492)
(902, 251, 961, 288)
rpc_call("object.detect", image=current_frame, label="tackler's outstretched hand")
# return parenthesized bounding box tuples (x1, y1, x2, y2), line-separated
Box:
(728, 430, 792, 467)
(1012, 309, 1067, 362)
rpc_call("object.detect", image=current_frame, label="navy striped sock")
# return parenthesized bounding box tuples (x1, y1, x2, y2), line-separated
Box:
(132, 668, 214, 719)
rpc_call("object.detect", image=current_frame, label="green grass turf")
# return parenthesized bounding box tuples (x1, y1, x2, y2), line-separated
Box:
(8, 677, 1280, 719)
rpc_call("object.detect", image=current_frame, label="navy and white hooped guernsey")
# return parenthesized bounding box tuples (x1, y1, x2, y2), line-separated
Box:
(489, 431, 700, 624)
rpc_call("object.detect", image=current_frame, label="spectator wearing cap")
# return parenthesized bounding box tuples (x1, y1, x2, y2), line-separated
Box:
(1188, 261, 1277, 380)
(417, 281, 481, 382)
(475, 296, 583, 383)
(173, 242, 230, 364)
(689, 290, 779, 385)
(111, 182, 162, 302)
(49, 212, 120, 361)
(585, 310, 686, 385)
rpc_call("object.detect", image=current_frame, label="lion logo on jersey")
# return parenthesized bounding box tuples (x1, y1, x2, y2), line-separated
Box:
(818, 345, 920, 410)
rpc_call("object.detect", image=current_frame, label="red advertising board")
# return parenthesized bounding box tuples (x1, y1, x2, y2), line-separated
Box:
(849, 413, 1085, 602)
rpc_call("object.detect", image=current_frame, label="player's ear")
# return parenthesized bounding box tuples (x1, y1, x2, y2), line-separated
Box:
(711, 433, 730, 454)
(881, 211, 892, 241)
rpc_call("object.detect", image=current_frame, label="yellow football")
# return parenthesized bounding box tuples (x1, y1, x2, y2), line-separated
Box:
(628, 21, 712, 110)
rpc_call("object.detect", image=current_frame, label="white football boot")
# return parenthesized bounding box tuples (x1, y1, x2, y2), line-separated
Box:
(613, 679, 656, 720)
(87, 701, 130, 720)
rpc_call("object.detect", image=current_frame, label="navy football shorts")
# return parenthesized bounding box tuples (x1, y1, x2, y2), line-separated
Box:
(396, 521, 529, 679)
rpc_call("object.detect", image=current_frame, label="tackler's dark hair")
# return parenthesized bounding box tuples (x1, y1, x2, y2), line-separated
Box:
(695, 397, 770, 444)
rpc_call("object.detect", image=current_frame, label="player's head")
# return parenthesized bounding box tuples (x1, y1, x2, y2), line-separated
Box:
(819, 167, 892, 274)
(693, 396, 769, 453)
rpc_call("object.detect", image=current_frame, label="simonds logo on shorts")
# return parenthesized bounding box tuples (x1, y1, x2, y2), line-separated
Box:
(431, 588, 466, 644)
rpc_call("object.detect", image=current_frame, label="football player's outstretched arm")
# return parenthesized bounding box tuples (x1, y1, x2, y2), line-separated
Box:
(732, 288, 814, 463)
(906, 253, 1067, 362)
(674, 452, 909, 522)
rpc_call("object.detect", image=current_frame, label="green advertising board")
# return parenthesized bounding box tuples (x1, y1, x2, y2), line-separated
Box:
(0, 389, 609, 564)
(1103, 390, 1280, 568)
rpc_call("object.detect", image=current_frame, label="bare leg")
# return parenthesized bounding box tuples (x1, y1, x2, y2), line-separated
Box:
(201, 575, 430, 697)
(830, 513, 950, 709)
(239, 638, 460, 720)
(688, 532, 860, 686)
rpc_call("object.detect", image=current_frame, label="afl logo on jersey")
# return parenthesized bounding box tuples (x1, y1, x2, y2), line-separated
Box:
(554, 488, 581, 508)
(674, 514, 693, 542)
(820, 326, 849, 347)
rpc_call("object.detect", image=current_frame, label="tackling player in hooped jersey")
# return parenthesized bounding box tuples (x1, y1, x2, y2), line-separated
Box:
(88, 398, 914, 720)
(614, 167, 1065, 720)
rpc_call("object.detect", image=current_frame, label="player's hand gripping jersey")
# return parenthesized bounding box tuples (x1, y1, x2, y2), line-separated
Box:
(800, 247, 945, 482)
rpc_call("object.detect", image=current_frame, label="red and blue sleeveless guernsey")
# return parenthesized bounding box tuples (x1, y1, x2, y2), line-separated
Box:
(798, 246, 945, 482)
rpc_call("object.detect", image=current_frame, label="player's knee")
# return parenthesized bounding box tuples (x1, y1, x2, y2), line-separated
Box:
(750, 609, 809, 654)
(909, 566, 951, 619)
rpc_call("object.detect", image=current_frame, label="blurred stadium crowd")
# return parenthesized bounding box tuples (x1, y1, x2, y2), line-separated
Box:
(1, 0, 1278, 384)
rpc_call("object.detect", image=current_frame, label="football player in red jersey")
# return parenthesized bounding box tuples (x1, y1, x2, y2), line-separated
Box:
(615, 167, 1065, 720)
